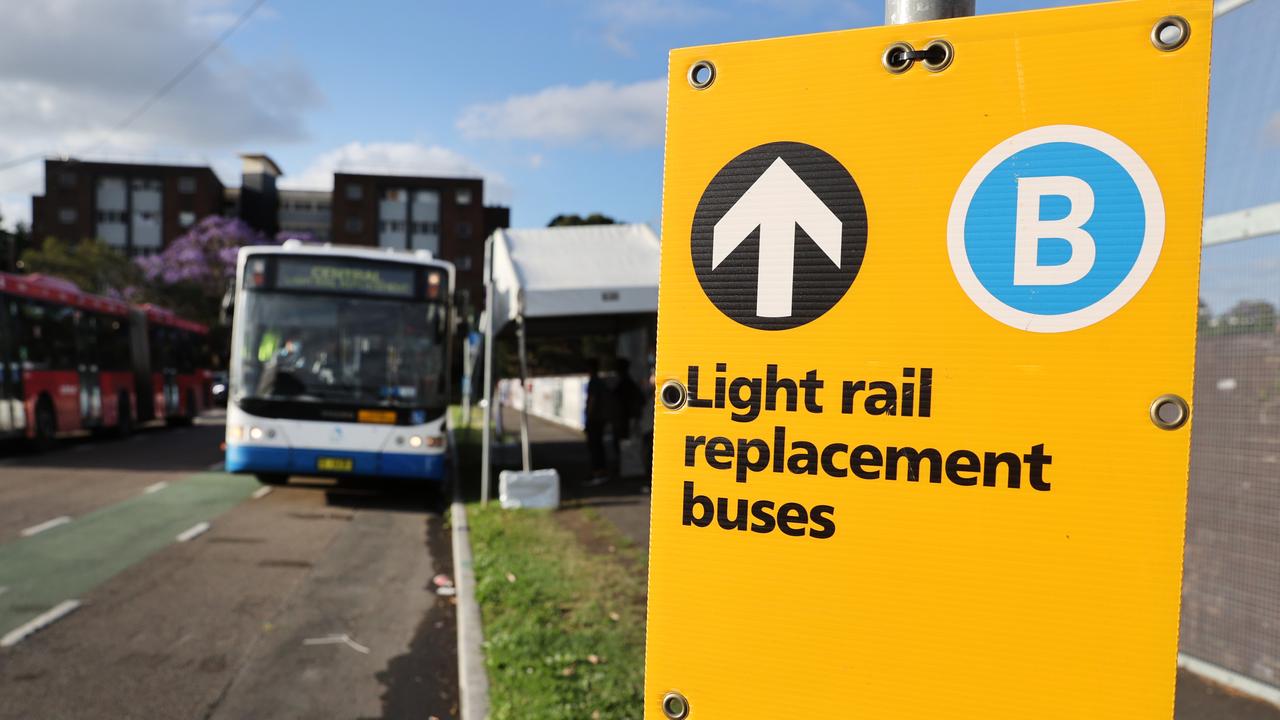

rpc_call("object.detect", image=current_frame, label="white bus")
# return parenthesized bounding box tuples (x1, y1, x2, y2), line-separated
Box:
(225, 242, 453, 486)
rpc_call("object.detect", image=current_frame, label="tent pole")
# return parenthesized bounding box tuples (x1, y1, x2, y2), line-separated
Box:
(516, 316, 532, 472)
(480, 238, 495, 505)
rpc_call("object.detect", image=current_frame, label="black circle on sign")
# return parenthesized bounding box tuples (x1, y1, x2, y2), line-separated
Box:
(691, 141, 868, 330)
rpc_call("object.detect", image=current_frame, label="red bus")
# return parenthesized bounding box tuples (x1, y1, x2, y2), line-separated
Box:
(131, 304, 210, 426)
(0, 272, 209, 446)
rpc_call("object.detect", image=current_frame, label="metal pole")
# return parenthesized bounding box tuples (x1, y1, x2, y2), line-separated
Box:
(885, 0, 974, 24)
(516, 316, 532, 473)
(480, 238, 495, 505)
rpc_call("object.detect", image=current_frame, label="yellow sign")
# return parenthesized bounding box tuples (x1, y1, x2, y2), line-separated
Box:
(645, 1, 1211, 718)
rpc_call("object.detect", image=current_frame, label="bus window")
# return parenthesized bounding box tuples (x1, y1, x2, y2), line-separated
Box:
(45, 305, 76, 369)
(98, 315, 131, 372)
(19, 302, 51, 369)
(150, 325, 174, 372)
(75, 311, 99, 366)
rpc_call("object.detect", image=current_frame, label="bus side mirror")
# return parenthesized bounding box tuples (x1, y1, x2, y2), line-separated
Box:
(219, 282, 234, 326)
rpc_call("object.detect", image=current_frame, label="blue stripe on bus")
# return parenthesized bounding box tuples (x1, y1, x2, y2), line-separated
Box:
(225, 443, 446, 481)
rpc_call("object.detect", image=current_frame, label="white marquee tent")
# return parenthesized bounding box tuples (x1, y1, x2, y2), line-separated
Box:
(478, 223, 661, 500)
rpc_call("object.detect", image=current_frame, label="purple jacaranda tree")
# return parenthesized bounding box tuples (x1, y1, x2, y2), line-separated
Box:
(135, 216, 275, 299)
(133, 216, 279, 329)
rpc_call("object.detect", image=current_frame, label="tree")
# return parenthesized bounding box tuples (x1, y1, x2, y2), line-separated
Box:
(20, 236, 143, 297)
(0, 214, 31, 273)
(135, 216, 275, 326)
(548, 213, 617, 227)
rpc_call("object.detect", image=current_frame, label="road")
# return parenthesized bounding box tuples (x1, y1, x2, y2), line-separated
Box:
(0, 415, 457, 720)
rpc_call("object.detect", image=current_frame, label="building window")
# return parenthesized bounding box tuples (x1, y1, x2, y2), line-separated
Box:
(458, 255, 473, 271)
(382, 188, 407, 202)
(456, 187, 472, 205)
(58, 171, 77, 189)
(345, 217, 363, 233)
(179, 211, 196, 227)
(457, 221, 472, 238)
(58, 207, 77, 224)
(345, 184, 363, 201)
(177, 176, 197, 194)
(410, 221, 439, 234)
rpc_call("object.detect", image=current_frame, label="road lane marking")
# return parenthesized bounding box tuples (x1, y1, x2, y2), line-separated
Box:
(176, 522, 211, 543)
(0, 599, 81, 647)
(0, 586, 8, 597)
(251, 486, 273, 499)
(20, 516, 72, 537)
(142, 481, 169, 494)
(207, 461, 225, 471)
(303, 633, 370, 654)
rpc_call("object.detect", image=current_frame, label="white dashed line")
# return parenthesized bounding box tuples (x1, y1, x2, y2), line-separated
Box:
(142, 481, 169, 494)
(0, 600, 82, 647)
(176, 521, 211, 543)
(20, 516, 72, 537)
(206, 461, 225, 472)
(251, 486, 273, 499)
(0, 586, 8, 597)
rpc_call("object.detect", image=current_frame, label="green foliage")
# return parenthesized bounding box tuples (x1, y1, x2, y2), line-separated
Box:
(467, 503, 646, 720)
(0, 214, 30, 273)
(19, 236, 143, 296)
(1200, 299, 1278, 336)
(548, 213, 618, 227)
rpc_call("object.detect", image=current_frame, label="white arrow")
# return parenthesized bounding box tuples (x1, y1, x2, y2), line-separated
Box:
(712, 157, 843, 318)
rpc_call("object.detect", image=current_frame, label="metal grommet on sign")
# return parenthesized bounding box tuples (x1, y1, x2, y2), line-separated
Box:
(922, 39, 955, 72)
(661, 691, 690, 719)
(688, 60, 716, 89)
(1151, 16, 1189, 51)
(882, 42, 915, 74)
(659, 380, 687, 410)
(1150, 394, 1189, 430)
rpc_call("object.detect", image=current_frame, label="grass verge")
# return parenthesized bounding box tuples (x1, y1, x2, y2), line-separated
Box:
(467, 503, 646, 720)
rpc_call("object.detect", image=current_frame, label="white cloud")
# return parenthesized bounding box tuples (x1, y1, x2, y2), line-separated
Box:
(590, 0, 718, 55)
(279, 141, 511, 204)
(0, 0, 322, 228)
(457, 79, 666, 148)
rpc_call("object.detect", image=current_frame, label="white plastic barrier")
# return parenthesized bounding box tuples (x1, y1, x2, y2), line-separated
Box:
(498, 469, 560, 509)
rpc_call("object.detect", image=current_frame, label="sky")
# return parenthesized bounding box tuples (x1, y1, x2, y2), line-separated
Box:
(0, 0, 1277, 312)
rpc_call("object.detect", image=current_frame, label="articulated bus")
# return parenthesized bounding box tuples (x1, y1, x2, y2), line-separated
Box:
(0, 272, 210, 446)
(225, 243, 454, 486)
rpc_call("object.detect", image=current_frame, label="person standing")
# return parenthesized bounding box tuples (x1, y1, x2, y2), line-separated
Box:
(584, 358, 609, 486)
(609, 357, 643, 479)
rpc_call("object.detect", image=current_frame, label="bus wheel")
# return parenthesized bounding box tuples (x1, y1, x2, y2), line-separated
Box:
(33, 400, 57, 452)
(255, 474, 288, 486)
(115, 395, 133, 438)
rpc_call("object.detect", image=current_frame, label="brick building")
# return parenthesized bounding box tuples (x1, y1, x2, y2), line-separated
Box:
(28, 155, 509, 317)
(330, 172, 500, 317)
(31, 158, 224, 255)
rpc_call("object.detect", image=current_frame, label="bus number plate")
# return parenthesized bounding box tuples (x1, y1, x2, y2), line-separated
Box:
(317, 457, 353, 473)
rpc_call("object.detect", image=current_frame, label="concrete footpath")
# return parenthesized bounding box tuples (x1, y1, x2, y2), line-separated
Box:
(499, 406, 1280, 720)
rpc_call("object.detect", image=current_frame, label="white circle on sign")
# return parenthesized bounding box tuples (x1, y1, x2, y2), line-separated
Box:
(947, 125, 1165, 333)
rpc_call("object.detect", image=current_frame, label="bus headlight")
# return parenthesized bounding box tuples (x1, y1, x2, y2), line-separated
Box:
(249, 426, 264, 441)
(228, 424, 244, 441)
(425, 435, 445, 449)
(408, 435, 423, 448)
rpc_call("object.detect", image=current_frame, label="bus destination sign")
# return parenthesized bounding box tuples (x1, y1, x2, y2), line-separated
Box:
(275, 258, 416, 298)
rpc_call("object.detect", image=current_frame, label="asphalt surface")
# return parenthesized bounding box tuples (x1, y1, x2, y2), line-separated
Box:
(0, 416, 457, 719)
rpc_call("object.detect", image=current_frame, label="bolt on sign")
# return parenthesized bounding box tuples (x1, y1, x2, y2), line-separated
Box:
(645, 1, 1212, 718)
